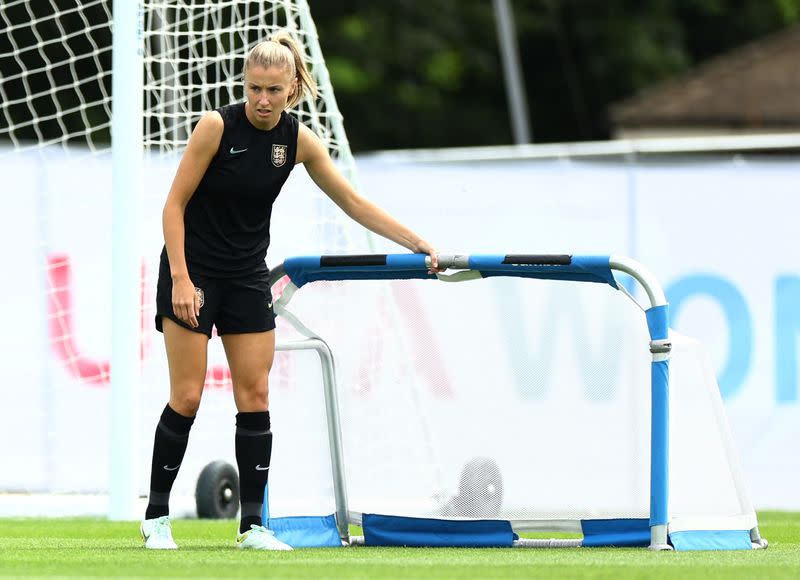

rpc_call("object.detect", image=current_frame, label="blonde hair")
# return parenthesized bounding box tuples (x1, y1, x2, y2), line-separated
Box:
(243, 31, 317, 108)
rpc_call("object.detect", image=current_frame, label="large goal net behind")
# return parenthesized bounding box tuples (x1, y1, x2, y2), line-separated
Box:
(1, 1, 350, 158)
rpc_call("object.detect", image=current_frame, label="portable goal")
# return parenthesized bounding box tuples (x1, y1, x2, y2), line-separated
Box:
(261, 253, 766, 551)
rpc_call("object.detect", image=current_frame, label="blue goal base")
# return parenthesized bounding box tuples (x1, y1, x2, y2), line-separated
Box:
(260, 511, 755, 551)
(267, 514, 342, 548)
(363, 514, 516, 548)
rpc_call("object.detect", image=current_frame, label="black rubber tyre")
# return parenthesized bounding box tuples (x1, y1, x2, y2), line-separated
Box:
(441, 457, 504, 518)
(195, 460, 240, 519)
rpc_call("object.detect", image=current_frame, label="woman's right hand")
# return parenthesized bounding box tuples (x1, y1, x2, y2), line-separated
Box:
(172, 275, 202, 328)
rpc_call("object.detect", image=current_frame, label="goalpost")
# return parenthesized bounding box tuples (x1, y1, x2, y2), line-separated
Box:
(109, 0, 144, 521)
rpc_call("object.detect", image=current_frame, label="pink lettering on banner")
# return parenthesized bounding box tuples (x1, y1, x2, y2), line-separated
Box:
(46, 256, 450, 397)
(47, 254, 111, 386)
(204, 363, 231, 391)
(45, 254, 281, 393)
(48, 254, 153, 386)
(46, 253, 238, 391)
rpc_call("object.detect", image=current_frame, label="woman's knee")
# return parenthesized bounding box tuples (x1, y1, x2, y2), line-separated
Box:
(234, 380, 269, 411)
(169, 385, 203, 416)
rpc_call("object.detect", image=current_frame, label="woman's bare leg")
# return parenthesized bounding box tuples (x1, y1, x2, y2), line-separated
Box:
(222, 330, 275, 535)
(144, 318, 208, 520)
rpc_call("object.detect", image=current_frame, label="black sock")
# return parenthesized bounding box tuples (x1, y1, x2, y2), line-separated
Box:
(145, 404, 195, 520)
(235, 411, 272, 534)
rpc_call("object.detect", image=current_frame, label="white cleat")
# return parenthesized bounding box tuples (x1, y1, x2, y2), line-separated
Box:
(140, 515, 178, 550)
(236, 525, 293, 551)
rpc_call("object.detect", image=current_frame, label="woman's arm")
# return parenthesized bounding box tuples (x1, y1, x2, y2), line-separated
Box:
(296, 124, 439, 269)
(162, 111, 223, 326)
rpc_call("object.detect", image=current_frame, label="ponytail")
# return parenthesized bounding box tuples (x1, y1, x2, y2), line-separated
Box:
(272, 31, 317, 108)
(243, 31, 318, 108)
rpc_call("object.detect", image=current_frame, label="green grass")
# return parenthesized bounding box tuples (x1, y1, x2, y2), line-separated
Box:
(0, 512, 798, 579)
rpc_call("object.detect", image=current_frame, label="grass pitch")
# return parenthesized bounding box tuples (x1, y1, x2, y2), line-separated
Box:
(0, 512, 798, 579)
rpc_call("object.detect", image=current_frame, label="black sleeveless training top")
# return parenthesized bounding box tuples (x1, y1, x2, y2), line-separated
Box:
(169, 102, 299, 277)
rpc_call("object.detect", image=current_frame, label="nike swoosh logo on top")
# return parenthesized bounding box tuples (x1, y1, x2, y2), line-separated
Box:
(255, 465, 270, 471)
(163, 464, 180, 471)
(229, 146, 248, 154)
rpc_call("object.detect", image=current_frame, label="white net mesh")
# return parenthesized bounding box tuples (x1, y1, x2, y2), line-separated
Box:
(0, 0, 113, 151)
(272, 277, 653, 524)
(1, 0, 354, 168)
(142, 0, 355, 168)
(269, 275, 757, 534)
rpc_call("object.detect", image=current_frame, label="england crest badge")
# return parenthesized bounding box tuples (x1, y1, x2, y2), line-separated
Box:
(271, 144, 287, 167)
(194, 287, 205, 308)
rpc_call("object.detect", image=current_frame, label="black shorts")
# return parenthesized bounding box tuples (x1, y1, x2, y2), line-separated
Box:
(155, 259, 276, 338)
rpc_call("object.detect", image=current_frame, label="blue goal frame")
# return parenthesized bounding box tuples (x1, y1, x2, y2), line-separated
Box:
(267, 253, 671, 549)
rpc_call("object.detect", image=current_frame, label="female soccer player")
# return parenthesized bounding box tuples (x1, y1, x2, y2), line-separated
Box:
(140, 32, 439, 550)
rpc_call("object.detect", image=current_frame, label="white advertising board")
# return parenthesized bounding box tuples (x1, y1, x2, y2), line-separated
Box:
(0, 149, 797, 510)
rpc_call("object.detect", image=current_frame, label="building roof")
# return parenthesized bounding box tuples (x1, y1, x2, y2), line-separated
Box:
(609, 26, 800, 128)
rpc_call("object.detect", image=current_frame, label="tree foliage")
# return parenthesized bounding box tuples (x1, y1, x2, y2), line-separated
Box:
(309, 0, 800, 150)
(2, 1, 798, 150)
